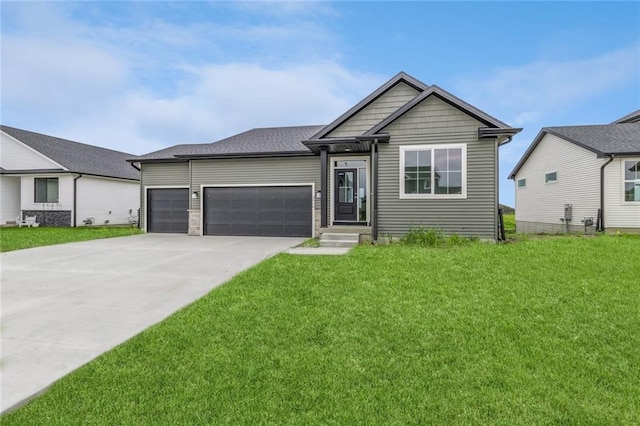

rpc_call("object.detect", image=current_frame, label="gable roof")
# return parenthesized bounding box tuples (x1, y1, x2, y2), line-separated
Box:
(308, 71, 429, 140)
(134, 125, 324, 161)
(613, 109, 640, 124)
(1, 125, 140, 180)
(364, 84, 519, 139)
(508, 123, 640, 179)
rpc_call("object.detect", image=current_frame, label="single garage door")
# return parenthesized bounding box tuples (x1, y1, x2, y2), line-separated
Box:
(204, 186, 312, 237)
(147, 188, 189, 233)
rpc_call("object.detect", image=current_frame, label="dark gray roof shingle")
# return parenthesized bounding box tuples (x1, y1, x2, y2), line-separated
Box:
(1, 125, 140, 180)
(509, 122, 640, 179)
(135, 125, 324, 161)
(545, 124, 640, 155)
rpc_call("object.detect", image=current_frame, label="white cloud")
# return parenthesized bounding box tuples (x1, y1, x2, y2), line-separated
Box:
(454, 46, 640, 125)
(1, 2, 380, 155)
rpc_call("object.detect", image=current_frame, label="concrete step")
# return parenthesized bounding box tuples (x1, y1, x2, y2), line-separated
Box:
(320, 233, 359, 241)
(319, 233, 359, 248)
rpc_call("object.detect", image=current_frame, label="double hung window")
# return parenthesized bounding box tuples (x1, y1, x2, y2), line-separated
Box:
(624, 160, 640, 202)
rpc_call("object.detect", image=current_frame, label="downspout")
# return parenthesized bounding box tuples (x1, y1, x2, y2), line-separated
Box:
(372, 138, 379, 241)
(598, 155, 614, 232)
(73, 174, 83, 227)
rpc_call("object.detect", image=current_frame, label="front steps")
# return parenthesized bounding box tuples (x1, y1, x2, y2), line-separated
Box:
(319, 233, 359, 248)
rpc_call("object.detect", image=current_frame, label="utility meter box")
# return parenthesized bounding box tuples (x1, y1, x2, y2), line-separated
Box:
(564, 204, 573, 221)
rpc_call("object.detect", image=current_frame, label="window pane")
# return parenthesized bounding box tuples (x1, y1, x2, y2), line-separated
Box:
(405, 150, 418, 168)
(448, 172, 462, 194)
(35, 179, 47, 202)
(417, 174, 431, 194)
(626, 183, 640, 202)
(434, 149, 448, 171)
(334, 160, 366, 168)
(625, 161, 640, 180)
(47, 178, 59, 202)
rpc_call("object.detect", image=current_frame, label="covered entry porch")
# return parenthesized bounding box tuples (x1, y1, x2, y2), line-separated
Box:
(303, 134, 390, 241)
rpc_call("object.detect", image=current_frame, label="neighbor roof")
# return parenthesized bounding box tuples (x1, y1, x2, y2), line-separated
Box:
(508, 123, 640, 179)
(1, 125, 140, 180)
(134, 125, 324, 161)
(613, 109, 640, 124)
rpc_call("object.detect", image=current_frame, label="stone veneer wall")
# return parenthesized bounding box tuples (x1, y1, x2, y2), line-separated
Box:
(22, 210, 72, 227)
(188, 210, 201, 236)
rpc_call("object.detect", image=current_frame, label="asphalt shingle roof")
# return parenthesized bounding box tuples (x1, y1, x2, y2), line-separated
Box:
(135, 125, 325, 161)
(1, 125, 140, 180)
(545, 124, 640, 155)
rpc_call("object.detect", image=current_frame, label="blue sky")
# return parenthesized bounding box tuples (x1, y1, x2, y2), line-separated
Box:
(2, 1, 638, 206)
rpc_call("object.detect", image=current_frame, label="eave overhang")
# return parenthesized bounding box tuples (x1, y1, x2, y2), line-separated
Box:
(478, 127, 523, 145)
(302, 133, 390, 154)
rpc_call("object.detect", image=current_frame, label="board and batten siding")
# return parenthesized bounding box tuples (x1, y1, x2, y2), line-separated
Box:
(514, 134, 602, 232)
(76, 176, 139, 226)
(327, 82, 420, 138)
(377, 95, 499, 239)
(190, 156, 321, 211)
(604, 158, 640, 229)
(140, 162, 190, 229)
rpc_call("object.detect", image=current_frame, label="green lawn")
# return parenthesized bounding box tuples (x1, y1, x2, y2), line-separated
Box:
(3, 235, 639, 424)
(0, 226, 143, 252)
(503, 213, 515, 233)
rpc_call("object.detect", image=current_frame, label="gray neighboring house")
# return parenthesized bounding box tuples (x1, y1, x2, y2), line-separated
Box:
(1, 125, 140, 227)
(132, 72, 521, 240)
(508, 110, 640, 234)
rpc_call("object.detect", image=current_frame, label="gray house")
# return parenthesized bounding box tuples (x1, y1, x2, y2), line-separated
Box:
(132, 72, 521, 241)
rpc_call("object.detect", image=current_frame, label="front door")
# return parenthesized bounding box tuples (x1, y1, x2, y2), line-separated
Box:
(334, 168, 358, 222)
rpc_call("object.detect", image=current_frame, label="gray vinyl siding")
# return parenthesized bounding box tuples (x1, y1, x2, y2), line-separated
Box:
(140, 162, 189, 229)
(327, 82, 419, 138)
(377, 96, 499, 239)
(191, 156, 321, 210)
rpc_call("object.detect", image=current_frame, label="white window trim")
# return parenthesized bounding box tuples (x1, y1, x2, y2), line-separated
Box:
(330, 155, 370, 224)
(622, 158, 640, 204)
(545, 171, 558, 184)
(399, 144, 467, 199)
(517, 178, 527, 189)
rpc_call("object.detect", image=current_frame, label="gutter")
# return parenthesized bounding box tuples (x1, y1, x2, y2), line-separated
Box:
(598, 155, 614, 232)
(73, 174, 83, 227)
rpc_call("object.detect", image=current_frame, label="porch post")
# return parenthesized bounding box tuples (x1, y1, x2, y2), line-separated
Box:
(320, 147, 328, 228)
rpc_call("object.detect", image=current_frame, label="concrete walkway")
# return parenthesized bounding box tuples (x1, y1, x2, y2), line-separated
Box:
(0, 234, 304, 413)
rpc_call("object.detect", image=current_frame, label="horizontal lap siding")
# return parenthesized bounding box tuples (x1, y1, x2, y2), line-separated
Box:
(327, 82, 419, 138)
(140, 162, 189, 229)
(378, 96, 498, 239)
(191, 157, 321, 210)
(514, 134, 601, 228)
(604, 158, 640, 228)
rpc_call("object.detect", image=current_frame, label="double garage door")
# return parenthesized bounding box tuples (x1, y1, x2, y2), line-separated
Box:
(147, 186, 312, 237)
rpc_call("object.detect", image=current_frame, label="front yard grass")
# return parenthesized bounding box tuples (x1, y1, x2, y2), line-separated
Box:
(3, 235, 639, 424)
(0, 226, 143, 252)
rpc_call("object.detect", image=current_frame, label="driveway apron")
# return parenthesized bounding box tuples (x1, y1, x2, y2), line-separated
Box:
(0, 233, 304, 413)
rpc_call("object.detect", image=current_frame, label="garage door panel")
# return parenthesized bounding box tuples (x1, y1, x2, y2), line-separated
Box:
(204, 186, 312, 237)
(147, 188, 188, 233)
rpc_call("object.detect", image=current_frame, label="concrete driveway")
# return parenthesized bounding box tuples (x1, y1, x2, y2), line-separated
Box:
(0, 233, 304, 413)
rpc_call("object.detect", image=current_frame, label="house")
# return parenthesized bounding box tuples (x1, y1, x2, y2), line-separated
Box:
(1, 126, 140, 227)
(508, 110, 640, 233)
(131, 72, 521, 240)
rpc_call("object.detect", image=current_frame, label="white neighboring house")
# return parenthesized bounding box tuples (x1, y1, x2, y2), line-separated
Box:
(509, 111, 640, 234)
(1, 125, 140, 227)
